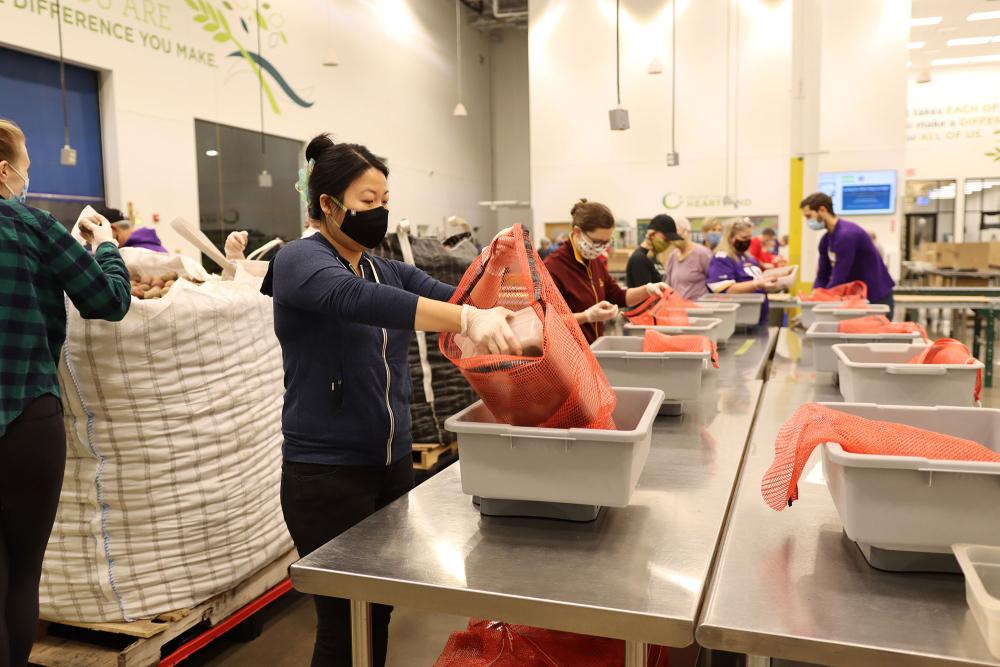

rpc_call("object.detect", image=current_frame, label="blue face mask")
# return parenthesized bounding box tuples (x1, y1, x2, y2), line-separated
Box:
(706, 232, 721, 247)
(807, 217, 825, 231)
(4, 164, 29, 204)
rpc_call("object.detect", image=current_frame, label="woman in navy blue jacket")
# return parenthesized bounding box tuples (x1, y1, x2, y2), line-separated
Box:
(262, 134, 518, 667)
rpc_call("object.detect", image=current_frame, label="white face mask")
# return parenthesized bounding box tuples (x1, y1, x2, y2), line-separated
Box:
(807, 217, 825, 231)
(574, 229, 611, 260)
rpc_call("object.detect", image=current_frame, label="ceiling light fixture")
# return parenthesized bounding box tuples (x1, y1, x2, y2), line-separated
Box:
(648, 57, 664, 74)
(911, 16, 943, 26)
(931, 54, 1000, 66)
(205, 149, 219, 157)
(54, 1, 76, 166)
(968, 11, 1000, 22)
(946, 36, 992, 46)
(907, 41, 925, 49)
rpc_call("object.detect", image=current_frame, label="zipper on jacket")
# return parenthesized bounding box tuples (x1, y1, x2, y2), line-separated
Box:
(365, 257, 395, 465)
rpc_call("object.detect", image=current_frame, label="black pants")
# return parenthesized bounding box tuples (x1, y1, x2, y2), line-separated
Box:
(281, 455, 414, 667)
(871, 294, 896, 320)
(0, 395, 66, 667)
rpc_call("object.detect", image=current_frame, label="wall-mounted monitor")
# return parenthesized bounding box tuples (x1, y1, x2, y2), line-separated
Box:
(818, 170, 897, 215)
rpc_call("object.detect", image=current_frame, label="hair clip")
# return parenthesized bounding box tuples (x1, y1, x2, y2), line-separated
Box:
(294, 158, 315, 203)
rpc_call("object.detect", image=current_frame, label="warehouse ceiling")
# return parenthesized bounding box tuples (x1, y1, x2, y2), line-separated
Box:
(910, 0, 1000, 70)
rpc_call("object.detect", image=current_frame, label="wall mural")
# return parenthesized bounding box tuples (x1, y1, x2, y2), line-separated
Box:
(185, 0, 312, 113)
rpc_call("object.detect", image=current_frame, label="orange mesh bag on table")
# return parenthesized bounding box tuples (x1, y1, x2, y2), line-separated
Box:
(439, 225, 617, 430)
(434, 620, 670, 667)
(643, 330, 719, 368)
(799, 280, 868, 302)
(836, 315, 928, 341)
(760, 403, 1000, 510)
(908, 338, 982, 404)
(625, 289, 695, 326)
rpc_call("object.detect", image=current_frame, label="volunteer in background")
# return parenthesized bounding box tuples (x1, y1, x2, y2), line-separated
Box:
(0, 119, 131, 667)
(261, 134, 519, 667)
(224, 220, 322, 260)
(537, 236, 553, 259)
(801, 192, 896, 317)
(748, 226, 783, 269)
(544, 199, 669, 343)
(625, 214, 680, 288)
(707, 218, 779, 324)
(701, 217, 723, 250)
(664, 215, 713, 300)
(98, 207, 168, 253)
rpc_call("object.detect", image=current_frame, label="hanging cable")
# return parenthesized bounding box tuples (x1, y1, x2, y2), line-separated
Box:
(734, 1, 740, 207)
(670, 0, 676, 153)
(55, 1, 70, 150)
(724, 0, 731, 200)
(616, 0, 622, 106)
(257, 0, 265, 154)
(456, 0, 463, 104)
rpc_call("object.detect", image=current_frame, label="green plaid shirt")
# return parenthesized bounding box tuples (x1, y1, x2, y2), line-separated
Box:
(1, 200, 131, 436)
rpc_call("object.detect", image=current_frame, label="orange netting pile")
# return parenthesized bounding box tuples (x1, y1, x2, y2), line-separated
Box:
(836, 315, 928, 341)
(440, 225, 617, 429)
(625, 289, 695, 326)
(434, 620, 670, 667)
(834, 297, 869, 310)
(799, 280, 868, 302)
(643, 330, 719, 368)
(760, 403, 1000, 511)
(908, 338, 982, 403)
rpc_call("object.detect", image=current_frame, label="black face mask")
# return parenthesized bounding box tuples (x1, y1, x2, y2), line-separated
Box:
(331, 198, 389, 249)
(733, 239, 751, 254)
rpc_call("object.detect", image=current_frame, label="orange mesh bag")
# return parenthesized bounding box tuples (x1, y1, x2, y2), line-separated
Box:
(643, 330, 719, 368)
(434, 620, 670, 667)
(834, 296, 868, 309)
(799, 280, 868, 302)
(439, 225, 617, 429)
(761, 403, 1000, 511)
(836, 315, 928, 341)
(908, 338, 982, 403)
(625, 288, 696, 326)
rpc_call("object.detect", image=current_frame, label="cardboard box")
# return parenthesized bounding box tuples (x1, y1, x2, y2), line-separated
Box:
(990, 242, 1000, 268)
(935, 243, 990, 270)
(914, 242, 938, 263)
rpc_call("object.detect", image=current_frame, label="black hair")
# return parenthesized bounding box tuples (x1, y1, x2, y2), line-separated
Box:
(761, 227, 776, 237)
(97, 206, 127, 224)
(305, 134, 389, 220)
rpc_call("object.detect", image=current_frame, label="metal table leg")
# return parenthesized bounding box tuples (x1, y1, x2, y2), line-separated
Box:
(350, 599, 373, 667)
(624, 640, 648, 667)
(974, 310, 983, 361)
(987, 308, 995, 389)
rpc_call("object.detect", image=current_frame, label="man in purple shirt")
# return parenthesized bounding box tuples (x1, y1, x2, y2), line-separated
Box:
(801, 192, 895, 317)
(99, 207, 168, 253)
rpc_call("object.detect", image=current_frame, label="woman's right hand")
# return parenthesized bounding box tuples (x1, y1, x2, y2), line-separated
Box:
(225, 231, 249, 260)
(79, 214, 117, 248)
(461, 305, 523, 355)
(583, 300, 619, 323)
(754, 276, 780, 292)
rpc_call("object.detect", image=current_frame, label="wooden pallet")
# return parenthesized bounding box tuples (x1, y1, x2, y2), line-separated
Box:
(412, 442, 458, 470)
(29, 549, 298, 667)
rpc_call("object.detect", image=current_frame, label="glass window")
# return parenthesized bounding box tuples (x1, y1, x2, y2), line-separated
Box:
(194, 120, 303, 269)
(964, 178, 1000, 242)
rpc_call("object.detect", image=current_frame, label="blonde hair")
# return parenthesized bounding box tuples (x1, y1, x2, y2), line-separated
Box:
(715, 218, 754, 260)
(700, 217, 723, 234)
(0, 118, 26, 165)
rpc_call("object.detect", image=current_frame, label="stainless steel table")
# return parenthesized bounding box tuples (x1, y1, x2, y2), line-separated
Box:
(291, 327, 778, 666)
(696, 327, 1000, 666)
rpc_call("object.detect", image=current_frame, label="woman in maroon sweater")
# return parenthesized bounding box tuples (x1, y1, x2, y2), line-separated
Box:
(544, 199, 668, 343)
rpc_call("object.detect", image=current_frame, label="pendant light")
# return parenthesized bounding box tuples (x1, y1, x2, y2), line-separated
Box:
(609, 0, 629, 130)
(453, 0, 467, 117)
(256, 0, 271, 188)
(323, 2, 339, 66)
(667, 0, 679, 166)
(55, 2, 77, 166)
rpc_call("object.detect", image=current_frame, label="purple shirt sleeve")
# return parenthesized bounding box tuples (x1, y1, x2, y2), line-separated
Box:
(814, 233, 832, 288)
(707, 254, 738, 284)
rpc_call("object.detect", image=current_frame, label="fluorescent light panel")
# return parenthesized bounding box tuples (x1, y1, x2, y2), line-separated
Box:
(911, 16, 943, 26)
(932, 54, 1000, 66)
(908, 41, 926, 49)
(968, 11, 1000, 22)
(946, 36, 992, 46)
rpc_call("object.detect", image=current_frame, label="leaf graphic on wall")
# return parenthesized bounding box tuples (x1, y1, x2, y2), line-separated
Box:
(988, 129, 1000, 161)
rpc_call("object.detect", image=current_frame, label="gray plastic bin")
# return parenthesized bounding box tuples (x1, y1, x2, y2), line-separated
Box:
(591, 336, 709, 414)
(686, 302, 739, 344)
(818, 402, 1000, 555)
(445, 387, 665, 508)
(805, 321, 923, 374)
(812, 302, 890, 324)
(834, 343, 983, 407)
(798, 298, 869, 328)
(623, 316, 723, 344)
(954, 544, 1000, 659)
(698, 293, 765, 327)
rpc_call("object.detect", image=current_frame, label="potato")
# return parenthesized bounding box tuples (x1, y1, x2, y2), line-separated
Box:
(140, 275, 154, 286)
(138, 283, 151, 291)
(164, 280, 175, 288)
(131, 287, 145, 298)
(152, 278, 165, 289)
(144, 287, 162, 299)
(162, 271, 179, 282)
